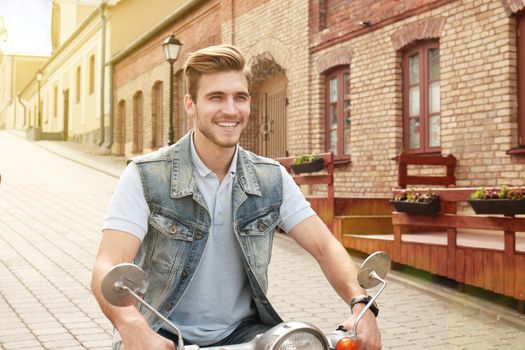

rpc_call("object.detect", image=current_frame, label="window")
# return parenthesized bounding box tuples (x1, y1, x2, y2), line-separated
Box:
(133, 91, 144, 153)
(178, 73, 190, 139)
(76, 66, 81, 103)
(117, 100, 126, 156)
(402, 41, 440, 153)
(325, 66, 351, 158)
(89, 55, 95, 95)
(517, 16, 525, 147)
(151, 82, 163, 148)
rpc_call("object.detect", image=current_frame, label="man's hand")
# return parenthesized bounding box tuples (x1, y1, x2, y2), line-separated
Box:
(341, 305, 382, 350)
(120, 322, 176, 350)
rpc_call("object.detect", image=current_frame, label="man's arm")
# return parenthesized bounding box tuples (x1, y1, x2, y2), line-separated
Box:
(287, 215, 382, 350)
(91, 229, 174, 350)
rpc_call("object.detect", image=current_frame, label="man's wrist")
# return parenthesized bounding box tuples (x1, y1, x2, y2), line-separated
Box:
(115, 312, 150, 335)
(350, 295, 379, 317)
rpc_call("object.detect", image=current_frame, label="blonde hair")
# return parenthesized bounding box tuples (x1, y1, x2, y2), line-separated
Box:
(183, 44, 251, 101)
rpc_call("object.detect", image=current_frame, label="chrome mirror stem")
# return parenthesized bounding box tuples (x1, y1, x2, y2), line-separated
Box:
(350, 271, 387, 338)
(115, 282, 186, 350)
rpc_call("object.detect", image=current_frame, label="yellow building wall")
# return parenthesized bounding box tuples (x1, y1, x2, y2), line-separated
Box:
(55, 1, 97, 47)
(108, 0, 188, 55)
(77, 4, 97, 25)
(14, 60, 45, 93)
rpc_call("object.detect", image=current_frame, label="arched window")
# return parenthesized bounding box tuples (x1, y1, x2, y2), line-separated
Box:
(117, 100, 126, 156)
(133, 91, 144, 153)
(402, 41, 440, 154)
(89, 54, 95, 95)
(151, 81, 163, 148)
(177, 72, 190, 139)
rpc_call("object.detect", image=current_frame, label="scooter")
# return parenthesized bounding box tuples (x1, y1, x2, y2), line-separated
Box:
(101, 251, 391, 350)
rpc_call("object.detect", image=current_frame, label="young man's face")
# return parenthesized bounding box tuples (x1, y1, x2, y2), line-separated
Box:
(185, 70, 251, 150)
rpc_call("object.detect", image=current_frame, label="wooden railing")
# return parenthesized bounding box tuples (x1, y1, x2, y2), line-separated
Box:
(397, 153, 457, 188)
(276, 152, 334, 229)
(391, 187, 525, 311)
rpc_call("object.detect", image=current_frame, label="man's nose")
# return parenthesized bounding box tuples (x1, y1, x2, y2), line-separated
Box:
(221, 97, 237, 114)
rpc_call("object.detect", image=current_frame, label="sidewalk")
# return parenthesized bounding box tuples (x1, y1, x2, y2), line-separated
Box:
(7, 130, 127, 178)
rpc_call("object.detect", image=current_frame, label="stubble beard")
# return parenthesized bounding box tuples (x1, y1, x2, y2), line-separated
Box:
(195, 110, 243, 149)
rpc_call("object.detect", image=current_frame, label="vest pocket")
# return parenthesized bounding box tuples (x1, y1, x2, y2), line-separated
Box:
(238, 207, 280, 236)
(148, 206, 203, 275)
(150, 207, 196, 241)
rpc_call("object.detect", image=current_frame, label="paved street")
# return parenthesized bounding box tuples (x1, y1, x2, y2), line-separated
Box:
(1, 130, 525, 349)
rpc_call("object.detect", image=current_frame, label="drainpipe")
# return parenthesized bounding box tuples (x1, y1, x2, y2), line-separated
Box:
(13, 97, 16, 128)
(98, 1, 107, 146)
(106, 63, 114, 148)
(17, 92, 27, 128)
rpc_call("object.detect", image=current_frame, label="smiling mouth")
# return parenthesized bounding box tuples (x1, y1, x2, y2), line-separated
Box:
(217, 122, 239, 128)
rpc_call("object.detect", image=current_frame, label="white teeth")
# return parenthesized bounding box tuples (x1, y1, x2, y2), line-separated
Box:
(218, 122, 237, 127)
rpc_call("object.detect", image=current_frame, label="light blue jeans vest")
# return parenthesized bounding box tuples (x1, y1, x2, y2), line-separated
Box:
(112, 133, 283, 348)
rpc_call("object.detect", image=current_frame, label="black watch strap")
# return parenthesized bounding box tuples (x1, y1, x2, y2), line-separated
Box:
(350, 295, 379, 317)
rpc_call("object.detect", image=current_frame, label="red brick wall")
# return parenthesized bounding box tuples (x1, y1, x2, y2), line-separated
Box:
(310, 0, 456, 51)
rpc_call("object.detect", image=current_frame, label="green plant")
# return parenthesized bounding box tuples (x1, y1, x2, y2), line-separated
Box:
(394, 190, 438, 203)
(469, 186, 525, 200)
(292, 153, 319, 165)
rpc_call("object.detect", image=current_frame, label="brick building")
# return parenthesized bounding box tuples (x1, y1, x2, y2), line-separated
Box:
(309, 0, 525, 198)
(111, 0, 525, 199)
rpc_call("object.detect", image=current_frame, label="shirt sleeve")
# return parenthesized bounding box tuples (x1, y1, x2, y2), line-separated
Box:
(102, 162, 150, 241)
(278, 165, 316, 233)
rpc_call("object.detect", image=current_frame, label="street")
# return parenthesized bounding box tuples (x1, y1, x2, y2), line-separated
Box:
(1, 130, 524, 349)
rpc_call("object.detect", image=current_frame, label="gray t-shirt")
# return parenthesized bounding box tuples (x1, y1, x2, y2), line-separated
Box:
(103, 137, 315, 345)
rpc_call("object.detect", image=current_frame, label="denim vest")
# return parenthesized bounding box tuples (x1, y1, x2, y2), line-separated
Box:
(113, 133, 283, 348)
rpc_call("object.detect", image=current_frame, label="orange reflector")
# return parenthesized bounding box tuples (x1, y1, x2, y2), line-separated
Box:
(336, 337, 358, 350)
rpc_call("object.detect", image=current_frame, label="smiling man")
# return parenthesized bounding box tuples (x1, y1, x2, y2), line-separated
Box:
(91, 45, 381, 350)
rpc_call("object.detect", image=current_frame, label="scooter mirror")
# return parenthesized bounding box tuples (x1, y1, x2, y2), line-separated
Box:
(101, 263, 149, 307)
(357, 251, 391, 289)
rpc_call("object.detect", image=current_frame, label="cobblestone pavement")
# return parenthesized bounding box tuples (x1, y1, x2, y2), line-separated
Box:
(1, 130, 524, 349)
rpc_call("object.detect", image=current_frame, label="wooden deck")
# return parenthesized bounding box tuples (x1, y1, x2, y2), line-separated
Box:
(341, 187, 525, 307)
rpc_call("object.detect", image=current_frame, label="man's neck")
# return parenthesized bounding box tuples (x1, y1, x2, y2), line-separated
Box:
(193, 133, 236, 182)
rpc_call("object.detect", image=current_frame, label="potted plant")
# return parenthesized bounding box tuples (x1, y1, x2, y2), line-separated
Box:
(468, 186, 525, 216)
(390, 190, 441, 215)
(290, 154, 325, 174)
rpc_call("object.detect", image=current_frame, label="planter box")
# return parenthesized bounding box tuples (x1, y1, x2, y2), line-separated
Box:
(291, 158, 324, 174)
(390, 196, 441, 215)
(468, 199, 525, 216)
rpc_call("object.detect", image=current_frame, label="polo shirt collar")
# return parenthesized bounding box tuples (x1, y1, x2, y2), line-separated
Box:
(190, 131, 238, 179)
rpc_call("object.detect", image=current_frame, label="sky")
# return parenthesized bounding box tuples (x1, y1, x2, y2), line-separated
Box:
(0, 0, 52, 55)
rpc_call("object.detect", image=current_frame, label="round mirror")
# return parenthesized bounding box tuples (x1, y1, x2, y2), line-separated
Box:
(101, 263, 148, 307)
(357, 251, 391, 289)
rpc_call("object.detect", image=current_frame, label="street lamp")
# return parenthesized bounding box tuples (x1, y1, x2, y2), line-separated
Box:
(36, 70, 43, 128)
(163, 34, 182, 145)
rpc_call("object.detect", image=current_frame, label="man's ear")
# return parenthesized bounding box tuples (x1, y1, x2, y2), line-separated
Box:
(184, 94, 195, 116)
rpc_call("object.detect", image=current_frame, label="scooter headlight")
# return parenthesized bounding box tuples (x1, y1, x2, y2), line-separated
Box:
(255, 321, 329, 350)
(276, 331, 326, 349)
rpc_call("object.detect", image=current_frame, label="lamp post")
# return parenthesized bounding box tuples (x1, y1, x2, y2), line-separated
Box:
(163, 34, 182, 145)
(35, 71, 43, 128)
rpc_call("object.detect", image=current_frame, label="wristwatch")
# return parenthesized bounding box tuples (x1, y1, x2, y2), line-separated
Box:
(350, 295, 379, 317)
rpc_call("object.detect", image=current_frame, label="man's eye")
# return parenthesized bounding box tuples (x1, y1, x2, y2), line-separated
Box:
(209, 95, 221, 101)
